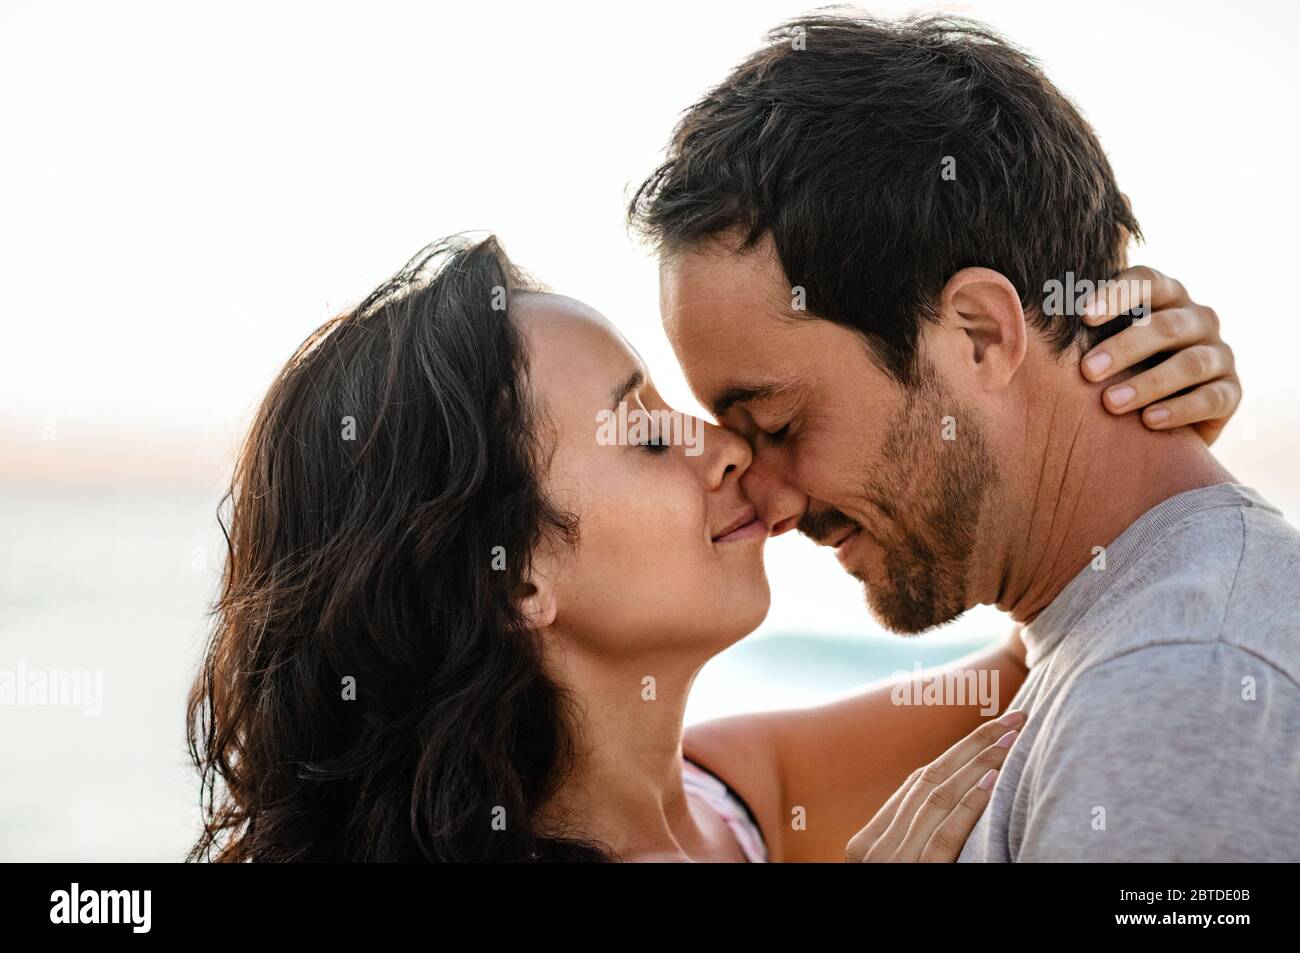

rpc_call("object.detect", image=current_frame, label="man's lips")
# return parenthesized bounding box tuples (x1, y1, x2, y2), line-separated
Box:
(713, 505, 766, 543)
(826, 526, 861, 550)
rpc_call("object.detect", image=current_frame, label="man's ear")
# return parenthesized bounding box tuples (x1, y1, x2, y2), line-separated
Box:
(936, 267, 1027, 392)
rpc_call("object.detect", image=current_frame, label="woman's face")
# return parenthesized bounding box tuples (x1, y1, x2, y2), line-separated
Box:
(513, 292, 770, 654)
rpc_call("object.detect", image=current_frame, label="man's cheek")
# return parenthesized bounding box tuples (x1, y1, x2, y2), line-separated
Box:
(841, 528, 885, 583)
(789, 442, 845, 502)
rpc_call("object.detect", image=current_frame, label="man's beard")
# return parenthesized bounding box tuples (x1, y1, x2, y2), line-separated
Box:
(806, 366, 998, 634)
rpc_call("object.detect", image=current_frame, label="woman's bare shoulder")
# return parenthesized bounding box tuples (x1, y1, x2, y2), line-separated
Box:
(682, 712, 786, 862)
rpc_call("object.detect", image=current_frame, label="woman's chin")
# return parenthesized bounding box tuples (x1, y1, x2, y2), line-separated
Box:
(705, 579, 771, 649)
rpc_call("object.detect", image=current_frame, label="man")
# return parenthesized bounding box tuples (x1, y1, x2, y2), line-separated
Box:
(630, 13, 1300, 861)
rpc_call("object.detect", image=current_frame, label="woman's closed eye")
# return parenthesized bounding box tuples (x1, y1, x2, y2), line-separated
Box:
(636, 434, 672, 454)
(631, 392, 673, 454)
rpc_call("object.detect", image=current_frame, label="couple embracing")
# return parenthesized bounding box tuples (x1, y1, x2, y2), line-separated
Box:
(188, 13, 1300, 863)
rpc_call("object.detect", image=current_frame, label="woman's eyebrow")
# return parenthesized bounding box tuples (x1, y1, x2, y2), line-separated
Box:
(711, 380, 800, 417)
(609, 369, 645, 412)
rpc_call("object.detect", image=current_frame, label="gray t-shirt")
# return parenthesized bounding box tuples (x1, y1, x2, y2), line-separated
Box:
(958, 482, 1300, 862)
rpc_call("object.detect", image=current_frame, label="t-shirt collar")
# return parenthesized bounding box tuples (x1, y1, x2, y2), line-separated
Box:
(1020, 482, 1277, 668)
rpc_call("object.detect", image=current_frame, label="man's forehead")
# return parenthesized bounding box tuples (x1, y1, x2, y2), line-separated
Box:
(662, 306, 791, 412)
(658, 234, 792, 319)
(660, 271, 802, 348)
(665, 312, 801, 409)
(655, 238, 818, 412)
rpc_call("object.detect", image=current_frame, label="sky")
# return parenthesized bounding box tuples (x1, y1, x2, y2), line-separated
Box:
(2, 0, 1297, 638)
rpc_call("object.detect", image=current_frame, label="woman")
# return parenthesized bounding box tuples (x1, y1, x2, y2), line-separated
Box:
(188, 235, 1241, 862)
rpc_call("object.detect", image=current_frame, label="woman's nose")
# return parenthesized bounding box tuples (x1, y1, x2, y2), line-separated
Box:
(738, 443, 808, 537)
(704, 420, 753, 490)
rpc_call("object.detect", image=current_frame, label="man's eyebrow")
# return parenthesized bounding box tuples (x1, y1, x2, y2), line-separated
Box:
(711, 380, 799, 417)
(609, 369, 644, 411)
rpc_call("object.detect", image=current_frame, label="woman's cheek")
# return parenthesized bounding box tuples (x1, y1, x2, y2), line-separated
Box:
(632, 461, 705, 544)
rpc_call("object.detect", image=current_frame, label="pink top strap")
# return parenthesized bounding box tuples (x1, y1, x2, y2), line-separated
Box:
(681, 756, 768, 863)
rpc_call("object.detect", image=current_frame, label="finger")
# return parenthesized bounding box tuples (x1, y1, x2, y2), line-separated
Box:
(1080, 306, 1221, 382)
(846, 766, 924, 860)
(1139, 377, 1241, 432)
(1195, 416, 1229, 448)
(1101, 344, 1229, 414)
(918, 771, 999, 863)
(1080, 265, 1186, 327)
(870, 711, 1025, 858)
(915, 709, 1023, 784)
(893, 731, 1017, 860)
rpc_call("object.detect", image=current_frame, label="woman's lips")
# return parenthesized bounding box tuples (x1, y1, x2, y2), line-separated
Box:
(713, 505, 766, 543)
(714, 517, 767, 544)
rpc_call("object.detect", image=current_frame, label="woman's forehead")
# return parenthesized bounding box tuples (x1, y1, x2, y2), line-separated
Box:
(512, 292, 646, 414)
(517, 292, 647, 367)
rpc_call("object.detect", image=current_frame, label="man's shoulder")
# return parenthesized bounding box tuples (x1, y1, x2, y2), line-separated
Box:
(1131, 482, 1300, 593)
(1031, 486, 1300, 779)
(1060, 639, 1300, 712)
(1018, 642, 1300, 861)
(1011, 488, 1300, 860)
(1219, 499, 1300, 676)
(1019, 638, 1300, 861)
(1078, 488, 1300, 681)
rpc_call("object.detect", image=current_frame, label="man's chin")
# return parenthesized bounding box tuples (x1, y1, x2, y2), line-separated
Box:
(855, 560, 968, 636)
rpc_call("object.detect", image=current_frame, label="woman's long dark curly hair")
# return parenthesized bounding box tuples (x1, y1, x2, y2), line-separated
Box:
(187, 235, 613, 861)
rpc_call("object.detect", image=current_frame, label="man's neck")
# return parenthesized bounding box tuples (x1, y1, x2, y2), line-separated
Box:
(979, 374, 1234, 625)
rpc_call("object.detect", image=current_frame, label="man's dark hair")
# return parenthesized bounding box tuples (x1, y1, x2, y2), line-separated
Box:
(628, 11, 1142, 384)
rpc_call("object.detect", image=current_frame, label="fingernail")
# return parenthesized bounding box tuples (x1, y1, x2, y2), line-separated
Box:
(1146, 407, 1171, 425)
(1107, 385, 1136, 408)
(1084, 351, 1111, 377)
(978, 768, 998, 790)
(996, 730, 1018, 748)
(997, 709, 1026, 727)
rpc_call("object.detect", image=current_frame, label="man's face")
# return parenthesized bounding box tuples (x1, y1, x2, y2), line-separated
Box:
(659, 235, 996, 633)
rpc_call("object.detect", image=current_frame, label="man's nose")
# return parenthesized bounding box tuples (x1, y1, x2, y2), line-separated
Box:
(739, 448, 807, 537)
